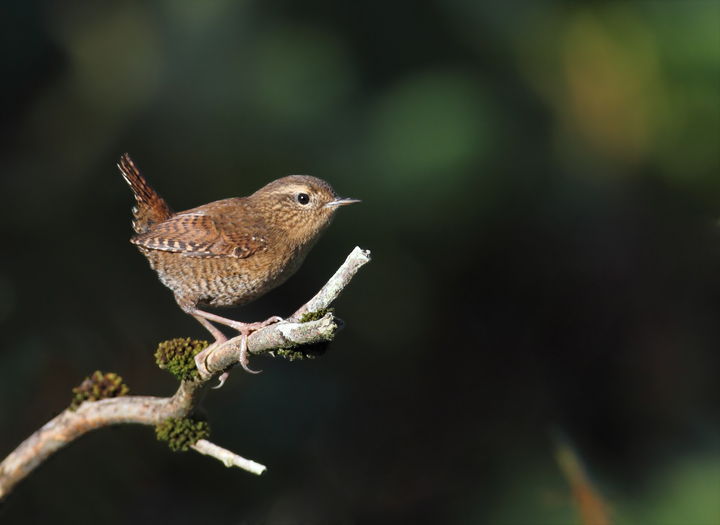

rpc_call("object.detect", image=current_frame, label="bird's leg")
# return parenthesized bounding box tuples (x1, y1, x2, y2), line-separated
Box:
(191, 309, 283, 377)
(192, 309, 283, 334)
(191, 314, 235, 388)
(191, 315, 228, 382)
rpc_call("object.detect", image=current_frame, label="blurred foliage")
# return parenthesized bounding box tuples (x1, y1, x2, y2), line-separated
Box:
(1, 0, 719, 523)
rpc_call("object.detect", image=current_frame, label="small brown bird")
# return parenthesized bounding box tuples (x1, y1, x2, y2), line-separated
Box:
(118, 154, 359, 381)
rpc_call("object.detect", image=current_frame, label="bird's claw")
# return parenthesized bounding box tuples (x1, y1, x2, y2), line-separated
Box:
(212, 370, 231, 389)
(239, 332, 262, 374)
(193, 345, 215, 380)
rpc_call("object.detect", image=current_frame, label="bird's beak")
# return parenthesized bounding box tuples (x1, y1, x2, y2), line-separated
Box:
(325, 197, 361, 208)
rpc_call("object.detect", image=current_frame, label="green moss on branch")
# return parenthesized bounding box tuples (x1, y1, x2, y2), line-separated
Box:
(70, 371, 130, 411)
(155, 417, 210, 452)
(155, 338, 208, 381)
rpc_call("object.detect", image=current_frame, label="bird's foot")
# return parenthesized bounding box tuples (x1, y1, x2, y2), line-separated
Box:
(194, 339, 233, 389)
(213, 370, 231, 389)
(208, 332, 257, 389)
(194, 337, 225, 381)
(233, 316, 284, 374)
(191, 311, 284, 382)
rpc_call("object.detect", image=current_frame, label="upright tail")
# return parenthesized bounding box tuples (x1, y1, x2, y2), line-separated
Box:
(118, 153, 173, 234)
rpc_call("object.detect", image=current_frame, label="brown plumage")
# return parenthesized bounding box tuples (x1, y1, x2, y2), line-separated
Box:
(118, 153, 359, 380)
(119, 155, 173, 234)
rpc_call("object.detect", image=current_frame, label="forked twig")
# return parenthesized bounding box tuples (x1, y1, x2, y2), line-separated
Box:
(0, 247, 371, 501)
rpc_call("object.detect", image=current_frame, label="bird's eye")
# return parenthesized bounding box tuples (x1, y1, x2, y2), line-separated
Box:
(296, 193, 310, 205)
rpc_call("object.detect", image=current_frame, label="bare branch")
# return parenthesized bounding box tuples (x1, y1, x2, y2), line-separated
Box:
(204, 313, 338, 375)
(0, 247, 371, 501)
(291, 246, 371, 320)
(0, 395, 174, 500)
(191, 440, 266, 475)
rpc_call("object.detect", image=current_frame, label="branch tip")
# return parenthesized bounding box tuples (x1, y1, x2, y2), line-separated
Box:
(191, 440, 266, 475)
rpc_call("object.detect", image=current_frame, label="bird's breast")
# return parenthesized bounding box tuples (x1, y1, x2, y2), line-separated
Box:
(139, 245, 308, 309)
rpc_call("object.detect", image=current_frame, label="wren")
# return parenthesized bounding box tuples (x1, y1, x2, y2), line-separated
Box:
(118, 154, 359, 381)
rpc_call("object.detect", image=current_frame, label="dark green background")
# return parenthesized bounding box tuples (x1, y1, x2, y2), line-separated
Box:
(1, 1, 719, 523)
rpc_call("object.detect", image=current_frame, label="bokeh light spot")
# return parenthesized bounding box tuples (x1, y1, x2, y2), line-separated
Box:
(370, 69, 490, 178)
(250, 24, 355, 124)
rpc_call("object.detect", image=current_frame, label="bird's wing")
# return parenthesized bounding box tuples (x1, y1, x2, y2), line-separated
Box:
(131, 211, 267, 258)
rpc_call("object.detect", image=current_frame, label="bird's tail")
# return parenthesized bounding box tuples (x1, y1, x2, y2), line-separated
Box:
(118, 153, 173, 234)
